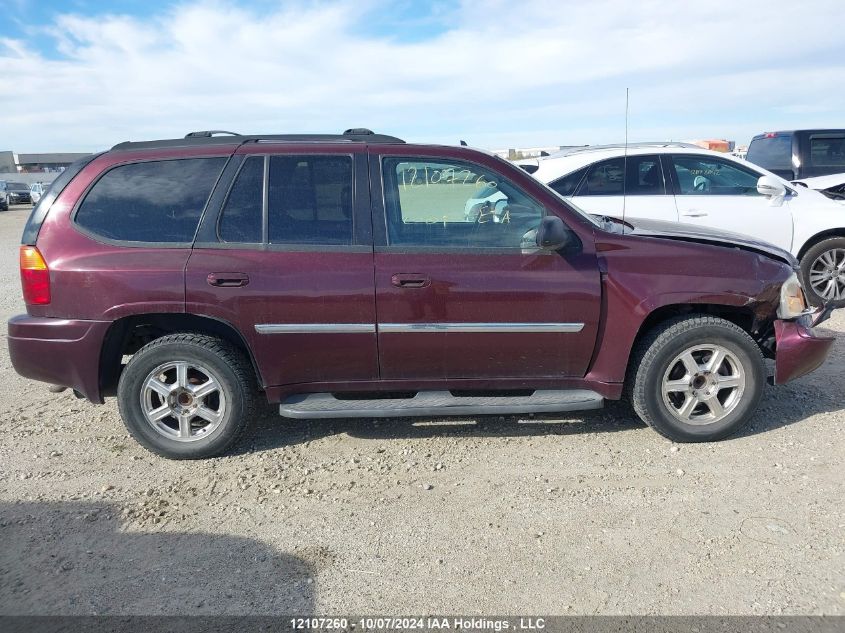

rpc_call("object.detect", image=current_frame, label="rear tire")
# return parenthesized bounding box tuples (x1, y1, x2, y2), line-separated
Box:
(800, 237, 845, 308)
(628, 316, 765, 442)
(117, 333, 257, 459)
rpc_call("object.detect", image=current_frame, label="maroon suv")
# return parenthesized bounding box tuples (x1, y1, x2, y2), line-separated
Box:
(8, 129, 835, 459)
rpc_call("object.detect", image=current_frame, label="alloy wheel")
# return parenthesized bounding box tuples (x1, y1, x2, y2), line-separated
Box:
(661, 344, 746, 425)
(140, 361, 227, 441)
(808, 248, 845, 302)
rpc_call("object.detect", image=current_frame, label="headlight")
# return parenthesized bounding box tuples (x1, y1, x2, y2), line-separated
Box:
(777, 272, 808, 319)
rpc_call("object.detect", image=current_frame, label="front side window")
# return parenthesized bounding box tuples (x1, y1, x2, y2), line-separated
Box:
(75, 158, 226, 242)
(382, 158, 545, 249)
(671, 155, 761, 196)
(574, 155, 665, 197)
(268, 155, 353, 245)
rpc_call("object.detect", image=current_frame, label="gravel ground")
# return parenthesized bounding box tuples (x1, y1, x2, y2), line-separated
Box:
(0, 204, 842, 615)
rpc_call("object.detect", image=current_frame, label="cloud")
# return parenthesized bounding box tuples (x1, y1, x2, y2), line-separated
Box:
(0, 0, 843, 151)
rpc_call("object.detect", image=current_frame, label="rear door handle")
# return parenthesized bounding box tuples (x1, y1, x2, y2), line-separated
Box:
(682, 210, 708, 217)
(391, 273, 431, 289)
(207, 272, 249, 287)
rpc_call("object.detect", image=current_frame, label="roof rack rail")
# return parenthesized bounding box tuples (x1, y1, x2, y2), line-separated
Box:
(553, 141, 701, 156)
(185, 130, 240, 138)
(111, 129, 405, 151)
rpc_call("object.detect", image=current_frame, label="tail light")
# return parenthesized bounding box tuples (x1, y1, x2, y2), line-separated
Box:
(20, 245, 51, 305)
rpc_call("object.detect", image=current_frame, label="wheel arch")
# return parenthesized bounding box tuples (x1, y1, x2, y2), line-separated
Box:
(99, 313, 263, 398)
(587, 297, 761, 392)
(617, 302, 761, 393)
(796, 228, 845, 261)
(634, 303, 756, 345)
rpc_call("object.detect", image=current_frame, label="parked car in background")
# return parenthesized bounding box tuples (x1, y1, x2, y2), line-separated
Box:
(0, 184, 7, 211)
(7, 130, 833, 459)
(523, 143, 845, 306)
(29, 182, 50, 205)
(746, 130, 845, 201)
(4, 182, 32, 205)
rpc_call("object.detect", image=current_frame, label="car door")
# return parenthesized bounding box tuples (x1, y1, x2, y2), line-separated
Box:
(666, 154, 795, 251)
(370, 147, 602, 380)
(563, 154, 678, 222)
(186, 145, 379, 388)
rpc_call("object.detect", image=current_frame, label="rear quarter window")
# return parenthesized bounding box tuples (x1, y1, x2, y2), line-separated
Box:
(75, 157, 226, 243)
(548, 167, 587, 197)
(22, 152, 101, 245)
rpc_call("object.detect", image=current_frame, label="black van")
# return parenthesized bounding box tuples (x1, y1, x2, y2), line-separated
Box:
(746, 129, 845, 183)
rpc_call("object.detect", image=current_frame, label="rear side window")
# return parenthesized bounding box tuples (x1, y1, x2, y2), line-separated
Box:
(577, 159, 624, 195)
(746, 136, 792, 170)
(75, 158, 225, 243)
(268, 155, 353, 245)
(809, 134, 845, 168)
(574, 155, 665, 196)
(219, 156, 264, 243)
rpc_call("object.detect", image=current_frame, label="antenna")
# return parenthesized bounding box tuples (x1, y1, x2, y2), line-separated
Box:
(621, 87, 629, 234)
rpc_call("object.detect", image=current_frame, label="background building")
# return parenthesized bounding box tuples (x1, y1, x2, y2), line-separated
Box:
(16, 152, 91, 173)
(0, 152, 16, 172)
(689, 139, 735, 153)
(0, 150, 92, 186)
(491, 145, 583, 160)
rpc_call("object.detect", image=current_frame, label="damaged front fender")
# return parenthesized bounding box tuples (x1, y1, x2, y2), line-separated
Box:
(772, 316, 835, 385)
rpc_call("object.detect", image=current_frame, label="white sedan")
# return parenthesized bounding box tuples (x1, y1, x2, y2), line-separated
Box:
(29, 182, 50, 205)
(522, 143, 845, 307)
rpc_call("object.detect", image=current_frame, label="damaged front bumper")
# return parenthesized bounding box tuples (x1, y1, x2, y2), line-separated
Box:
(772, 314, 835, 385)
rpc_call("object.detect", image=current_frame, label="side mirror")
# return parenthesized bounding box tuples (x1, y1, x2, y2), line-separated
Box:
(757, 175, 786, 205)
(535, 216, 573, 250)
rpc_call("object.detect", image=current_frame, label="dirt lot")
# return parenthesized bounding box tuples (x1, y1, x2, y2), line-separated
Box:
(0, 204, 842, 616)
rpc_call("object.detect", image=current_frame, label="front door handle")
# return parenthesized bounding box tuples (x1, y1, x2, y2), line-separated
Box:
(682, 210, 708, 218)
(207, 272, 249, 287)
(391, 273, 431, 289)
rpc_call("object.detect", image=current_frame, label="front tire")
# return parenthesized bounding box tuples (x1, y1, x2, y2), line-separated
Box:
(800, 237, 845, 307)
(117, 333, 257, 459)
(629, 316, 765, 442)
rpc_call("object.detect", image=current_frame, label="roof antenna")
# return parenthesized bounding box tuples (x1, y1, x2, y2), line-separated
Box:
(621, 87, 629, 234)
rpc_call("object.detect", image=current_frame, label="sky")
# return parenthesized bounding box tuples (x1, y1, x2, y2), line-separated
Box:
(0, 0, 843, 152)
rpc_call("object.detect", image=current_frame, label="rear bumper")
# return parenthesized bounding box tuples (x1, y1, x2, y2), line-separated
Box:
(773, 317, 835, 385)
(7, 315, 111, 403)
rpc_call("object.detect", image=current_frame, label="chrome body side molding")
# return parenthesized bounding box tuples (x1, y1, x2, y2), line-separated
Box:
(256, 322, 585, 334)
(378, 322, 585, 333)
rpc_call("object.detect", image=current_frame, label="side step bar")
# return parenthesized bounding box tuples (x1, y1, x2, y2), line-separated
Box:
(279, 389, 604, 419)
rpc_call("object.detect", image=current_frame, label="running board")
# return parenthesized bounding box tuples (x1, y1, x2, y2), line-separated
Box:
(279, 389, 604, 419)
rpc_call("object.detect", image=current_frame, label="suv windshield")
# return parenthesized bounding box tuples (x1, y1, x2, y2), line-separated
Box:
(7, 182, 28, 191)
